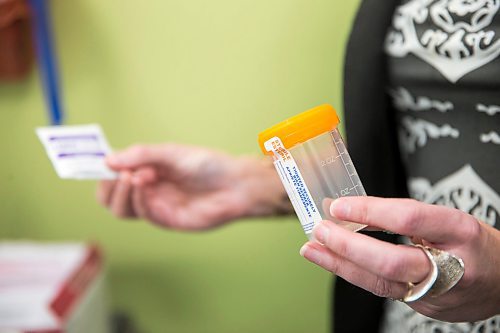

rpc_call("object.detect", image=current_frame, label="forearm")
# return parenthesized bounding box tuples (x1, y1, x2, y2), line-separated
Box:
(235, 156, 293, 218)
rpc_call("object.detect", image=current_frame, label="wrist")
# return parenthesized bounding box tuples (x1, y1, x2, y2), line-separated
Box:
(234, 155, 292, 218)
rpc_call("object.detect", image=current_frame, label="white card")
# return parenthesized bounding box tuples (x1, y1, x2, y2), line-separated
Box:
(36, 124, 118, 180)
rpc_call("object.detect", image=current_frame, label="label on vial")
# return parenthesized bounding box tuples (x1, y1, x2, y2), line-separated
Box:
(264, 137, 322, 235)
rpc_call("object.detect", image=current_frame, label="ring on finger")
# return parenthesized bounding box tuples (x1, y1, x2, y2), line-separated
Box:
(403, 245, 465, 302)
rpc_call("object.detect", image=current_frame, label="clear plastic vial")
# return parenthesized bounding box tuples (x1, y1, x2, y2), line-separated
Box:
(258, 104, 366, 238)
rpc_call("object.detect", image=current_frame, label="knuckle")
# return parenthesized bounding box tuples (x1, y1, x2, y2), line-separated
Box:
(372, 276, 393, 298)
(399, 200, 423, 235)
(461, 214, 482, 242)
(357, 203, 370, 224)
(379, 256, 405, 280)
(332, 237, 351, 259)
(326, 257, 343, 275)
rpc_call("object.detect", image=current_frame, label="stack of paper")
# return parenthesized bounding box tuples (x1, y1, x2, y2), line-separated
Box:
(0, 242, 110, 333)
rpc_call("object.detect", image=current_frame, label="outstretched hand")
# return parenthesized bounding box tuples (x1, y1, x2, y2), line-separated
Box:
(97, 144, 290, 230)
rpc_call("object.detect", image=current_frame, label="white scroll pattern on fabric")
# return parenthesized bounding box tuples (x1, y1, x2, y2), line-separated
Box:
(480, 131, 500, 144)
(382, 300, 500, 333)
(477, 103, 500, 116)
(399, 116, 460, 153)
(390, 87, 454, 112)
(409, 164, 500, 226)
(386, 0, 500, 83)
(476, 104, 500, 145)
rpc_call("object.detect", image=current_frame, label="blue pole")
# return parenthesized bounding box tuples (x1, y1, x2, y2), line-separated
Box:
(29, 0, 64, 125)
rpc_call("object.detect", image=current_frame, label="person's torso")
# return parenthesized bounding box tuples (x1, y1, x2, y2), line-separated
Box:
(382, 0, 500, 331)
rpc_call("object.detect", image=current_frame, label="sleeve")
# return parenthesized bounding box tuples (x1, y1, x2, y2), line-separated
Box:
(332, 0, 407, 332)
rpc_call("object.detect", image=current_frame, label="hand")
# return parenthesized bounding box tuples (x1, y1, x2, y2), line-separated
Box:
(299, 196, 500, 322)
(97, 144, 291, 230)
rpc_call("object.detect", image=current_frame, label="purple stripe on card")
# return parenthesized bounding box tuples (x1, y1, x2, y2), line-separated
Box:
(58, 152, 106, 158)
(49, 135, 98, 141)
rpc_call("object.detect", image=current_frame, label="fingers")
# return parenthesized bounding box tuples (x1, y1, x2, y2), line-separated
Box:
(97, 165, 159, 220)
(131, 185, 149, 220)
(97, 180, 116, 207)
(131, 167, 157, 186)
(300, 242, 409, 299)
(107, 144, 177, 170)
(330, 196, 473, 244)
(313, 220, 430, 283)
(109, 171, 136, 219)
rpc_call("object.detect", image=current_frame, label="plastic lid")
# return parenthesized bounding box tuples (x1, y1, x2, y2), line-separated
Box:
(258, 104, 340, 155)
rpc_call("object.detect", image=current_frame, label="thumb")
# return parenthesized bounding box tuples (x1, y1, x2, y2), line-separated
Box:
(107, 144, 176, 170)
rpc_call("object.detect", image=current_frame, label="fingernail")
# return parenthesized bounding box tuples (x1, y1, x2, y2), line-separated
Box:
(299, 244, 308, 257)
(300, 244, 323, 265)
(330, 199, 351, 219)
(322, 198, 334, 216)
(313, 222, 330, 244)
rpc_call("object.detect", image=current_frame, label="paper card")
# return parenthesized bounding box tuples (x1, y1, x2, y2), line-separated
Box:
(36, 124, 117, 180)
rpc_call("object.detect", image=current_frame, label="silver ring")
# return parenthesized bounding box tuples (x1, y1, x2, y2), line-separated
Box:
(403, 244, 465, 303)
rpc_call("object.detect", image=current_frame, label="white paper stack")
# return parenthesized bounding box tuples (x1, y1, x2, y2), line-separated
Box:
(0, 242, 110, 333)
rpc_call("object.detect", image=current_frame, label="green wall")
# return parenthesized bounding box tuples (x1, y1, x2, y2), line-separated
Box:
(0, 1, 360, 332)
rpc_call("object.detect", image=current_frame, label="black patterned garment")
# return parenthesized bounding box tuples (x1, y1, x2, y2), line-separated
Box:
(382, 0, 500, 332)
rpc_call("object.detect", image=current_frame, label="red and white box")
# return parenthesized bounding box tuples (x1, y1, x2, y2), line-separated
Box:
(0, 242, 110, 333)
